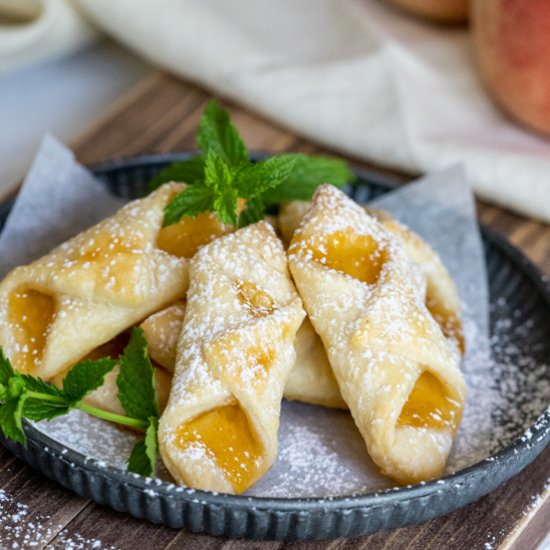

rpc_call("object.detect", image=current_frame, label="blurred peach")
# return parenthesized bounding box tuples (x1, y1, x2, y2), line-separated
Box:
(386, 0, 469, 23)
(471, 0, 550, 136)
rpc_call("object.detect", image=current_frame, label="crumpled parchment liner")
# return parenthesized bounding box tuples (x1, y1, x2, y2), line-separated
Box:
(0, 136, 491, 497)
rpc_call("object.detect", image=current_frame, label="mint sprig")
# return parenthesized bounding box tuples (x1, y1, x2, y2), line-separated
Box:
(0, 327, 161, 477)
(117, 328, 158, 421)
(148, 99, 355, 227)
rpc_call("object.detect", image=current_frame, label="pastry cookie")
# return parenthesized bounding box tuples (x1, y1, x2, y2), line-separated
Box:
(158, 222, 305, 493)
(0, 183, 232, 379)
(278, 200, 464, 409)
(288, 185, 466, 484)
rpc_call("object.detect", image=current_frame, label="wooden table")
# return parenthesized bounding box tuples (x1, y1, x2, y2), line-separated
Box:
(0, 72, 549, 550)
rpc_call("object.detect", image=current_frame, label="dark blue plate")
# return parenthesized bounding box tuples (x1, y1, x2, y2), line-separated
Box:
(1, 153, 549, 540)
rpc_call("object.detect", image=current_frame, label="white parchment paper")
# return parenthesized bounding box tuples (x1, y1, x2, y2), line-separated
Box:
(0, 137, 492, 497)
(0, 135, 126, 278)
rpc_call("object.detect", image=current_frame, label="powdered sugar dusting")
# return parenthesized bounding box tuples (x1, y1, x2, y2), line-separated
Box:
(0, 487, 118, 549)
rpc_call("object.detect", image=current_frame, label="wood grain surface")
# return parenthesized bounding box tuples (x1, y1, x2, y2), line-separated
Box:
(0, 72, 549, 550)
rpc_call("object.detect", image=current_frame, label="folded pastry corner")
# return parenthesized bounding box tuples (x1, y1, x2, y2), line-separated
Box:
(288, 185, 466, 485)
(140, 300, 186, 372)
(158, 221, 305, 493)
(0, 182, 232, 380)
(367, 208, 465, 354)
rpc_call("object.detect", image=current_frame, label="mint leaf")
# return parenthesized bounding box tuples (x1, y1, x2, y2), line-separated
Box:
(0, 348, 15, 387)
(213, 185, 238, 226)
(204, 151, 233, 189)
(163, 184, 214, 227)
(20, 375, 65, 398)
(205, 152, 239, 226)
(62, 358, 117, 404)
(117, 328, 158, 421)
(0, 396, 27, 446)
(261, 154, 355, 203)
(22, 399, 69, 422)
(148, 156, 205, 193)
(236, 156, 297, 198)
(127, 417, 158, 477)
(238, 196, 265, 228)
(197, 100, 248, 168)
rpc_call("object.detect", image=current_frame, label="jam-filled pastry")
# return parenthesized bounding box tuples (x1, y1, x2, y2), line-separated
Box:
(52, 332, 172, 416)
(141, 300, 346, 409)
(0, 182, 232, 379)
(278, 200, 465, 409)
(288, 185, 467, 484)
(158, 222, 305, 493)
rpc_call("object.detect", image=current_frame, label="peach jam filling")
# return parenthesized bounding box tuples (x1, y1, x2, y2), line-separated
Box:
(175, 401, 263, 493)
(7, 287, 56, 373)
(426, 294, 465, 354)
(157, 212, 233, 259)
(234, 281, 276, 318)
(246, 344, 275, 376)
(397, 371, 460, 431)
(309, 228, 388, 284)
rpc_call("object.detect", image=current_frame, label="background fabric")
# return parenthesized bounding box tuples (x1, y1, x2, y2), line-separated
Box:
(3, 0, 550, 222)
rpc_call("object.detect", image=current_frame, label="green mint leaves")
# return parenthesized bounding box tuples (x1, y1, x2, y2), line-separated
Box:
(127, 417, 158, 478)
(259, 155, 354, 203)
(116, 328, 159, 421)
(116, 328, 160, 477)
(148, 99, 355, 228)
(0, 327, 160, 478)
(0, 347, 117, 446)
(62, 358, 117, 405)
(0, 353, 28, 445)
(197, 99, 248, 168)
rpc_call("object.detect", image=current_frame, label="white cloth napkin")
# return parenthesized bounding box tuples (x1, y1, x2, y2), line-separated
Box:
(4, 0, 550, 222)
